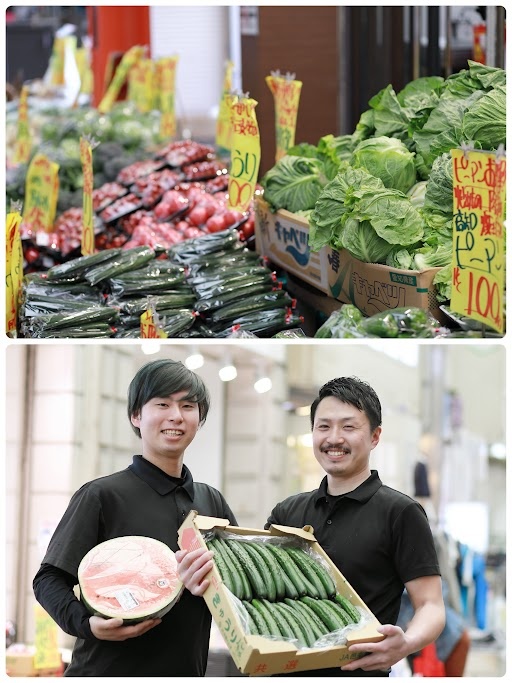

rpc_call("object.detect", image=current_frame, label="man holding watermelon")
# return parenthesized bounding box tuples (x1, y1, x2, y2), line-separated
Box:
(33, 358, 237, 676)
(178, 375, 445, 677)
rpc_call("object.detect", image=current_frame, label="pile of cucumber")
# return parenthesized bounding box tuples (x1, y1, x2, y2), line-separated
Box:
(206, 536, 362, 649)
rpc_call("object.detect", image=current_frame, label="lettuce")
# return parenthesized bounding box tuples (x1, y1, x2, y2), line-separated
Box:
(259, 155, 329, 213)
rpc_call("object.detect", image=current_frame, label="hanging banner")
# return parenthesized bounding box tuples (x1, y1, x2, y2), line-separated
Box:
(23, 154, 60, 233)
(450, 147, 506, 334)
(98, 45, 146, 113)
(140, 307, 168, 338)
(33, 604, 62, 671)
(80, 137, 95, 256)
(14, 85, 32, 165)
(266, 71, 303, 162)
(227, 95, 261, 213)
(6, 208, 23, 336)
(215, 60, 234, 152)
(157, 56, 179, 140)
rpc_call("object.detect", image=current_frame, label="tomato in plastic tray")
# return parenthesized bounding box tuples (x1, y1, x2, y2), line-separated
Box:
(153, 189, 190, 222)
(116, 159, 168, 186)
(181, 159, 228, 181)
(99, 193, 144, 224)
(93, 182, 129, 213)
(131, 169, 183, 209)
(164, 142, 215, 168)
(204, 175, 229, 194)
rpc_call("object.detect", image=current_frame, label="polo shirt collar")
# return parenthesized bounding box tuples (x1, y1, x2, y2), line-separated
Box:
(314, 469, 382, 505)
(129, 454, 195, 499)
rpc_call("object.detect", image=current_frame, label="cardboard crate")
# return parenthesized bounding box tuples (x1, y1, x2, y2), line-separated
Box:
(255, 197, 442, 318)
(178, 511, 384, 677)
(5, 646, 63, 677)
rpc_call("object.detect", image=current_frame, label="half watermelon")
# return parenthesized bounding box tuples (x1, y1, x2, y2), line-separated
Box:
(78, 536, 183, 623)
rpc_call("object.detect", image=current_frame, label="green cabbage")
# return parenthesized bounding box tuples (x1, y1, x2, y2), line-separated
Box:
(341, 217, 395, 263)
(259, 155, 329, 213)
(462, 84, 506, 149)
(351, 136, 417, 193)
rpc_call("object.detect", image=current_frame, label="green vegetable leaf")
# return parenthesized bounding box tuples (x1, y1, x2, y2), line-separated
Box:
(259, 155, 328, 213)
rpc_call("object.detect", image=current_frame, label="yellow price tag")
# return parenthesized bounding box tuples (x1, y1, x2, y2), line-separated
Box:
(157, 56, 179, 140)
(33, 604, 62, 671)
(5, 211, 23, 336)
(98, 45, 146, 113)
(266, 73, 303, 162)
(227, 95, 261, 213)
(140, 309, 168, 338)
(14, 85, 32, 165)
(129, 58, 155, 113)
(450, 147, 506, 334)
(23, 154, 60, 233)
(80, 137, 95, 256)
(215, 61, 234, 152)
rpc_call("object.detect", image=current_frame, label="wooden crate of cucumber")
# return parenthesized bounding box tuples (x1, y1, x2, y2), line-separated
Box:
(178, 511, 384, 676)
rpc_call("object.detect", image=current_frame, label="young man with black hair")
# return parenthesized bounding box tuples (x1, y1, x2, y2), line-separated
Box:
(178, 375, 445, 677)
(33, 358, 236, 677)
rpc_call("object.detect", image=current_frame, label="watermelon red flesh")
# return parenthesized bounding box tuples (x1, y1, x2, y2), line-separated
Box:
(78, 536, 183, 623)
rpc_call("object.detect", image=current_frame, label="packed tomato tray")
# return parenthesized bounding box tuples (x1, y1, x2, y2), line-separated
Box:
(20, 139, 256, 273)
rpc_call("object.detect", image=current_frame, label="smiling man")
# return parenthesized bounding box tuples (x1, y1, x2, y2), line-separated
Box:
(33, 358, 236, 677)
(265, 376, 445, 677)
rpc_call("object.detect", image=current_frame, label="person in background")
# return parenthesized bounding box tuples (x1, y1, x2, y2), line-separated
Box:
(33, 358, 236, 677)
(178, 376, 445, 677)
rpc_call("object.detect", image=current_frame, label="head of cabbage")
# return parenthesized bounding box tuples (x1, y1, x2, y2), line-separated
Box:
(350, 135, 417, 194)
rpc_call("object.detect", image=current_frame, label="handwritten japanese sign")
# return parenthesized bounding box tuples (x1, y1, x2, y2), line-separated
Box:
(129, 58, 155, 113)
(23, 154, 60, 233)
(215, 61, 234, 152)
(14, 85, 31, 164)
(98, 45, 146, 113)
(157, 56, 179, 140)
(140, 308, 168, 338)
(450, 148, 506, 334)
(80, 137, 94, 256)
(33, 604, 61, 670)
(266, 72, 303, 162)
(227, 95, 261, 213)
(6, 210, 23, 336)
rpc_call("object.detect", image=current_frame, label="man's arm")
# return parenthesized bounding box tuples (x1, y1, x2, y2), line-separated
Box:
(341, 574, 445, 672)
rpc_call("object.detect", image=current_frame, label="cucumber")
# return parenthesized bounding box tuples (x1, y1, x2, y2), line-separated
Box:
(334, 595, 361, 624)
(251, 599, 281, 638)
(226, 540, 268, 599)
(361, 311, 400, 338)
(286, 547, 336, 598)
(210, 538, 243, 599)
(241, 603, 259, 635)
(265, 544, 308, 598)
(243, 600, 270, 636)
(300, 596, 346, 633)
(276, 602, 315, 648)
(285, 548, 326, 599)
(46, 248, 124, 280)
(284, 598, 329, 639)
(245, 542, 286, 600)
(261, 599, 295, 640)
(241, 542, 277, 602)
(85, 246, 156, 286)
(320, 599, 350, 627)
(210, 290, 292, 324)
(217, 539, 252, 601)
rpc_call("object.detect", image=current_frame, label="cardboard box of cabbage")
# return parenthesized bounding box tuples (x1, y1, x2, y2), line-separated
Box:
(178, 511, 384, 676)
(255, 196, 442, 319)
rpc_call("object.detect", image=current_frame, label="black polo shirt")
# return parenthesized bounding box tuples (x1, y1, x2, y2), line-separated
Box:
(266, 471, 440, 677)
(33, 455, 236, 677)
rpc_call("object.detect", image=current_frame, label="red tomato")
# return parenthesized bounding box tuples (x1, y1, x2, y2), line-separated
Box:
(222, 209, 245, 227)
(205, 214, 227, 233)
(174, 220, 190, 233)
(240, 220, 255, 240)
(184, 226, 204, 239)
(187, 206, 208, 226)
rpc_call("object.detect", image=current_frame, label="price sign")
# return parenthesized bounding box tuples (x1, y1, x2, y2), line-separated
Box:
(33, 604, 61, 671)
(157, 56, 179, 140)
(5, 210, 23, 336)
(140, 308, 168, 338)
(98, 45, 145, 113)
(450, 147, 506, 334)
(266, 72, 302, 162)
(14, 85, 31, 164)
(80, 137, 94, 256)
(227, 95, 261, 213)
(23, 154, 60, 233)
(129, 58, 155, 113)
(215, 60, 234, 152)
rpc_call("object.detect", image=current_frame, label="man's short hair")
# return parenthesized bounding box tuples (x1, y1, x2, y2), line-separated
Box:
(310, 376, 382, 432)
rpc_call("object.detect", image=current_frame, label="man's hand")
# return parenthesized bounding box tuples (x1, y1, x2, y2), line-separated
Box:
(89, 615, 162, 641)
(175, 547, 214, 596)
(340, 624, 408, 672)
